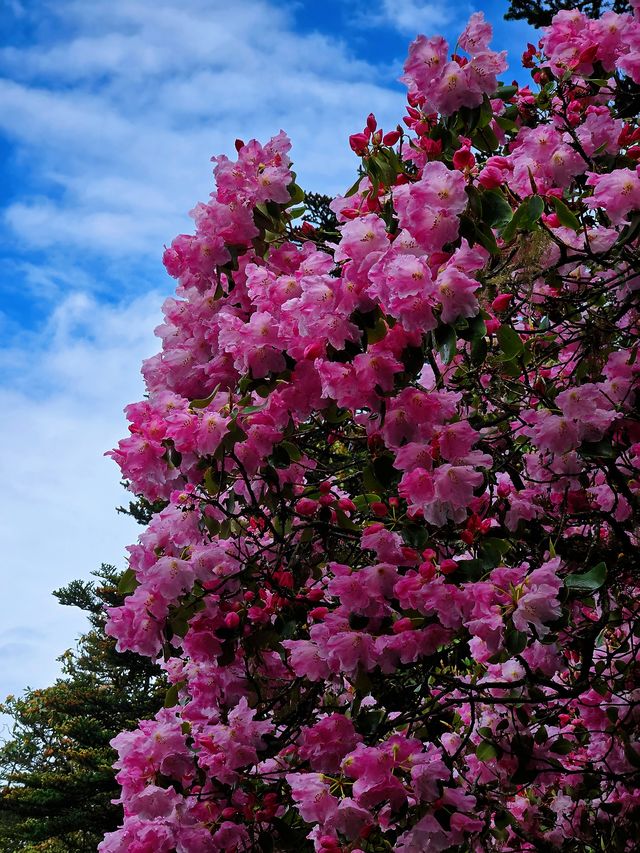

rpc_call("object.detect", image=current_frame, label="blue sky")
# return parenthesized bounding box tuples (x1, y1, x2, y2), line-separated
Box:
(0, 0, 536, 712)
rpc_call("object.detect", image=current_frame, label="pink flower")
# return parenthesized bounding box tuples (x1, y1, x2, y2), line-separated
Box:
(433, 463, 484, 503)
(286, 773, 338, 823)
(325, 631, 378, 675)
(299, 714, 362, 773)
(512, 559, 563, 637)
(281, 640, 331, 681)
(436, 265, 480, 324)
(585, 169, 640, 224)
(334, 214, 389, 267)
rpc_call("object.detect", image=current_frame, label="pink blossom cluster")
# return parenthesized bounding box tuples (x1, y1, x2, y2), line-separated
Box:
(401, 13, 508, 116)
(101, 9, 640, 852)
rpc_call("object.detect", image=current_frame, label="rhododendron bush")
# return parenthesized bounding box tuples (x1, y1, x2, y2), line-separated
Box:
(101, 8, 640, 852)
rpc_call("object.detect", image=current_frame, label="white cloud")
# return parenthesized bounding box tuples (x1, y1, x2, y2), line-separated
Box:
(0, 291, 163, 702)
(0, 0, 405, 260)
(380, 0, 453, 35)
(0, 0, 407, 706)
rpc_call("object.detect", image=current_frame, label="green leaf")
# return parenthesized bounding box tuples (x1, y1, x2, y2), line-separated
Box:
(344, 174, 363, 198)
(481, 190, 513, 229)
(476, 740, 499, 761)
(468, 313, 487, 341)
(495, 115, 518, 133)
(363, 464, 384, 493)
(480, 537, 511, 566)
(280, 440, 302, 462)
(117, 568, 138, 595)
(580, 439, 618, 459)
(472, 125, 500, 153)
(190, 389, 219, 409)
(496, 325, 524, 360)
(353, 493, 382, 510)
(478, 96, 494, 129)
(367, 316, 388, 345)
(288, 183, 305, 205)
(471, 335, 488, 366)
(434, 324, 457, 365)
(335, 509, 360, 532)
(494, 84, 518, 100)
(565, 562, 607, 592)
(552, 197, 581, 231)
(474, 220, 500, 255)
(505, 627, 528, 655)
(550, 737, 575, 755)
(164, 681, 185, 708)
(501, 195, 544, 242)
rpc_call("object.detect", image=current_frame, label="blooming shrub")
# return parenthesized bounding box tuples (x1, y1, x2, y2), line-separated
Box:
(102, 9, 640, 852)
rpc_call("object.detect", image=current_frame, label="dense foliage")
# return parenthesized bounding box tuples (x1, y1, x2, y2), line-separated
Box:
(102, 8, 640, 851)
(505, 0, 631, 28)
(0, 567, 165, 852)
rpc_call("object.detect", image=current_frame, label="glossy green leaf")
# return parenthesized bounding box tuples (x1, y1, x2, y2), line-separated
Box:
(117, 568, 138, 595)
(476, 740, 499, 761)
(565, 562, 607, 591)
(434, 324, 457, 365)
(552, 197, 581, 231)
(494, 84, 518, 100)
(496, 325, 524, 360)
(481, 190, 513, 229)
(501, 195, 544, 241)
(164, 681, 185, 708)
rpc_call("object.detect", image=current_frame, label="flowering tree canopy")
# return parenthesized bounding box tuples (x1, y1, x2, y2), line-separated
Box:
(101, 7, 640, 852)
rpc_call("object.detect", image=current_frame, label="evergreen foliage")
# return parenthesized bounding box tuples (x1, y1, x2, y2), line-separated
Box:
(0, 565, 165, 852)
(504, 0, 630, 28)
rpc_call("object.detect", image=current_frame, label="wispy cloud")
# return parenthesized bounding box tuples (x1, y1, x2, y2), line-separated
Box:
(346, 0, 459, 39)
(0, 291, 162, 700)
(377, 0, 454, 35)
(0, 0, 411, 702)
(0, 0, 538, 711)
(0, 0, 404, 265)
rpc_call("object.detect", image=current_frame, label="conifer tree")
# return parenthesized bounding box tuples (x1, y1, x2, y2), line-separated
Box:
(504, 0, 630, 28)
(0, 565, 165, 852)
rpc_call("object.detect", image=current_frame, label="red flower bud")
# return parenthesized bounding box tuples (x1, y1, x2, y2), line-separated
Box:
(383, 129, 401, 146)
(453, 147, 476, 171)
(419, 561, 436, 580)
(491, 293, 513, 312)
(295, 497, 319, 516)
(309, 607, 329, 621)
(224, 611, 240, 629)
(366, 112, 377, 132)
(370, 501, 388, 517)
(401, 546, 419, 563)
(338, 497, 357, 512)
(349, 132, 369, 154)
(440, 559, 458, 575)
(485, 314, 500, 334)
(497, 483, 511, 498)
(306, 588, 325, 601)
